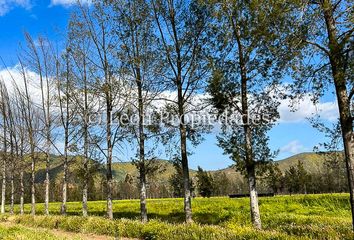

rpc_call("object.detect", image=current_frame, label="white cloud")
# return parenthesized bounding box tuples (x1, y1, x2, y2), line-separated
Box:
(280, 140, 308, 154)
(0, 65, 42, 104)
(0, 0, 31, 16)
(49, 0, 91, 7)
(153, 90, 338, 125)
(278, 95, 338, 123)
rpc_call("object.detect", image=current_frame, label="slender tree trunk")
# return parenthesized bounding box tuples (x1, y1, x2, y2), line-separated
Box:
(10, 159, 14, 215)
(106, 94, 113, 220)
(234, 19, 262, 229)
(10, 172, 14, 215)
(244, 115, 261, 229)
(61, 65, 70, 215)
(180, 124, 192, 223)
(31, 149, 36, 215)
(137, 68, 148, 223)
(247, 164, 261, 229)
(106, 146, 113, 219)
(61, 138, 68, 215)
(175, 20, 193, 222)
(1, 114, 7, 214)
(82, 142, 88, 217)
(9, 134, 14, 215)
(178, 83, 192, 222)
(1, 156, 5, 214)
(82, 113, 89, 217)
(20, 171, 24, 215)
(82, 60, 89, 217)
(82, 107, 89, 217)
(45, 150, 50, 215)
(321, 0, 354, 230)
(139, 167, 148, 222)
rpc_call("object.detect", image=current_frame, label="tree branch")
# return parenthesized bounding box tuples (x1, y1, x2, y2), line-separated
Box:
(305, 40, 330, 56)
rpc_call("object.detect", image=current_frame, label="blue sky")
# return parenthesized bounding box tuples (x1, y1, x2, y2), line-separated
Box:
(0, 0, 340, 170)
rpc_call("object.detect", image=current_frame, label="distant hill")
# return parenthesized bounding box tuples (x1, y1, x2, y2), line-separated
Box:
(24, 151, 342, 185)
(276, 152, 326, 173)
(109, 152, 343, 182)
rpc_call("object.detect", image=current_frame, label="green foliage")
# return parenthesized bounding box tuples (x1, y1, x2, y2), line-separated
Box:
(284, 161, 311, 194)
(168, 158, 195, 198)
(196, 166, 214, 197)
(263, 163, 283, 194)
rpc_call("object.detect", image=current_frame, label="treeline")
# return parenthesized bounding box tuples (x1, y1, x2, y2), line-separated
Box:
(192, 155, 348, 198)
(0, 0, 352, 231)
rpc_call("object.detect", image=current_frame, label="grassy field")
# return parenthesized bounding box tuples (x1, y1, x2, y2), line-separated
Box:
(0, 193, 353, 239)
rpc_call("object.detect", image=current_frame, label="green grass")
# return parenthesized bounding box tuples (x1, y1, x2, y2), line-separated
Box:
(0, 224, 70, 240)
(2, 194, 354, 239)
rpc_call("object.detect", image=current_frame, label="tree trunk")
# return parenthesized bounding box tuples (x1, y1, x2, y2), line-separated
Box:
(180, 124, 193, 223)
(106, 96, 113, 220)
(61, 77, 70, 215)
(178, 91, 192, 222)
(45, 151, 50, 215)
(20, 171, 24, 215)
(321, 0, 354, 230)
(31, 149, 36, 215)
(9, 135, 14, 215)
(137, 67, 148, 223)
(82, 152, 88, 217)
(82, 59, 89, 217)
(61, 140, 68, 215)
(175, 26, 193, 223)
(139, 167, 148, 222)
(1, 115, 6, 214)
(10, 161, 14, 215)
(235, 19, 262, 229)
(1, 156, 5, 214)
(82, 111, 89, 217)
(247, 165, 261, 229)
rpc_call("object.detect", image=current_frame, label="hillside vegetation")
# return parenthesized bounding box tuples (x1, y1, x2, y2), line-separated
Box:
(3, 152, 344, 203)
(103, 152, 338, 181)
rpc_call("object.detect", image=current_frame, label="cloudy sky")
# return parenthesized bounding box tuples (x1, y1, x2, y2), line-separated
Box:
(0, 0, 339, 170)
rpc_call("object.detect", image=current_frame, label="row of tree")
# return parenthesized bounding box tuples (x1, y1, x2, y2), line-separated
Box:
(194, 157, 348, 198)
(0, 0, 352, 230)
(1, 155, 346, 204)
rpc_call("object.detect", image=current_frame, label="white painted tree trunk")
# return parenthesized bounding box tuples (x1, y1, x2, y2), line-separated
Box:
(0, 158, 5, 214)
(248, 167, 261, 229)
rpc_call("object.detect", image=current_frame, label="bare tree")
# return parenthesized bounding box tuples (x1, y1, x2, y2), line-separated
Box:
(67, 11, 100, 217)
(55, 49, 77, 215)
(76, 1, 131, 219)
(6, 93, 16, 215)
(0, 80, 8, 214)
(13, 87, 27, 215)
(18, 58, 39, 215)
(23, 33, 55, 215)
